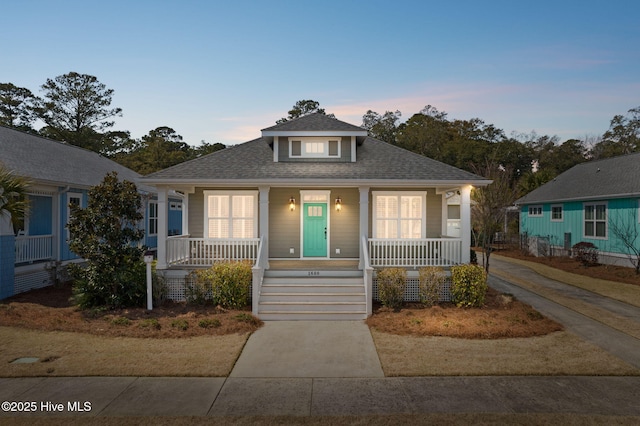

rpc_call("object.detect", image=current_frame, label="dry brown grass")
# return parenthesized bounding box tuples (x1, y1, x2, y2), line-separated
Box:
(366, 287, 563, 338)
(372, 330, 640, 376)
(0, 326, 248, 377)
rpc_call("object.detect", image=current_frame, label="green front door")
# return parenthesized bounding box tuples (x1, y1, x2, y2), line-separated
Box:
(303, 203, 327, 257)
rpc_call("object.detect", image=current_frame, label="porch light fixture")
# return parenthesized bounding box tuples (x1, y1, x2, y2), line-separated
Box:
(289, 197, 296, 211)
(335, 197, 342, 212)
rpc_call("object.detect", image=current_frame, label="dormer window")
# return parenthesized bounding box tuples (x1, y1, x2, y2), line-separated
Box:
(289, 137, 341, 158)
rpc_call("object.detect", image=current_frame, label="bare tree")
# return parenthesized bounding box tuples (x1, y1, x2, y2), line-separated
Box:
(471, 161, 519, 273)
(609, 209, 640, 274)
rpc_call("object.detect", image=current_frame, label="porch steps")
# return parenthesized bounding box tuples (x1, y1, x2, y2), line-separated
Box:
(258, 275, 367, 321)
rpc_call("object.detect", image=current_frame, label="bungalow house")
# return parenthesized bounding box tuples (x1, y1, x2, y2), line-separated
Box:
(141, 113, 490, 319)
(516, 152, 640, 267)
(0, 126, 182, 299)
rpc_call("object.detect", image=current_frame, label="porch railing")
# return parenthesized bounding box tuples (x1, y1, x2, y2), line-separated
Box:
(368, 238, 462, 268)
(251, 235, 267, 316)
(15, 235, 53, 264)
(167, 235, 261, 267)
(361, 235, 373, 317)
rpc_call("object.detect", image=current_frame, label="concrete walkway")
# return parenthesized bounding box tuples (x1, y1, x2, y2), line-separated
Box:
(230, 320, 384, 378)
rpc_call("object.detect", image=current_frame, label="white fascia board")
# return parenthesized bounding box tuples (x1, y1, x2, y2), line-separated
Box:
(139, 178, 492, 188)
(261, 130, 367, 137)
(515, 192, 640, 206)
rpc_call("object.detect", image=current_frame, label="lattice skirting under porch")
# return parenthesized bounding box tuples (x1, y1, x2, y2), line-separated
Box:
(372, 276, 452, 303)
(161, 272, 253, 303)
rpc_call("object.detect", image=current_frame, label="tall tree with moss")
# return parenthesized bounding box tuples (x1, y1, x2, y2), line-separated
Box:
(36, 72, 122, 151)
(67, 172, 146, 308)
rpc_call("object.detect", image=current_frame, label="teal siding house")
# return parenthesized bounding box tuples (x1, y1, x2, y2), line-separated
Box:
(0, 126, 182, 299)
(516, 152, 640, 267)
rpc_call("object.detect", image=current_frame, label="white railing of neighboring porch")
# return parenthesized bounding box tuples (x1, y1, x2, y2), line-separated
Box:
(368, 237, 462, 267)
(251, 235, 267, 316)
(167, 235, 261, 267)
(15, 235, 53, 264)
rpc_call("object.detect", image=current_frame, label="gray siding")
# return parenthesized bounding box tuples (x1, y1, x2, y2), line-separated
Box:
(329, 187, 359, 257)
(269, 188, 301, 257)
(189, 189, 204, 238)
(278, 137, 352, 162)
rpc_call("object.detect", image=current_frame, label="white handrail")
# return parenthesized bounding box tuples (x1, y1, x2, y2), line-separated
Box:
(167, 237, 260, 266)
(251, 235, 267, 316)
(361, 235, 373, 317)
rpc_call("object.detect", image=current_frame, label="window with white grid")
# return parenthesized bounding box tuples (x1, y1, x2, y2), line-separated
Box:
(373, 192, 426, 239)
(204, 191, 257, 238)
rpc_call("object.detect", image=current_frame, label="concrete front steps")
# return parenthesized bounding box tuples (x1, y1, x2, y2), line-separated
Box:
(258, 270, 367, 320)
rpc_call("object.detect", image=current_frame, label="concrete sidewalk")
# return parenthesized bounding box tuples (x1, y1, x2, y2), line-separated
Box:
(1, 376, 640, 417)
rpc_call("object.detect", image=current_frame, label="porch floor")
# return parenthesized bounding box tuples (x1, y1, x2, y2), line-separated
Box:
(267, 260, 360, 271)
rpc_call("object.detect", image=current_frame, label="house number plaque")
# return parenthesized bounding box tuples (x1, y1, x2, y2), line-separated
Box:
(307, 271, 320, 276)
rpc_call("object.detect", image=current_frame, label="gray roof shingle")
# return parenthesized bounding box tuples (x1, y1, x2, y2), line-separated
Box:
(261, 113, 367, 133)
(143, 136, 487, 184)
(0, 126, 146, 190)
(516, 152, 640, 204)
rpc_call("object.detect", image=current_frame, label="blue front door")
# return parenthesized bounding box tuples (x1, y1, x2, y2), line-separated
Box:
(303, 203, 327, 257)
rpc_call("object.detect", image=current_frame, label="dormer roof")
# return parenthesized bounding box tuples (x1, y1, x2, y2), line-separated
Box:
(261, 113, 368, 137)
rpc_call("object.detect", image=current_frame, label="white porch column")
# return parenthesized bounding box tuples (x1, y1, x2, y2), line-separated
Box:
(181, 193, 189, 236)
(259, 186, 270, 268)
(460, 185, 472, 264)
(358, 186, 370, 269)
(156, 186, 168, 270)
(441, 193, 448, 237)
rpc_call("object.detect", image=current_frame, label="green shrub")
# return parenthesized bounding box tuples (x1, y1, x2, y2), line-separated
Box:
(418, 266, 445, 307)
(186, 269, 213, 305)
(572, 242, 599, 267)
(110, 316, 131, 326)
(139, 318, 161, 330)
(187, 261, 252, 309)
(198, 318, 221, 328)
(450, 264, 488, 308)
(170, 319, 189, 331)
(377, 268, 407, 310)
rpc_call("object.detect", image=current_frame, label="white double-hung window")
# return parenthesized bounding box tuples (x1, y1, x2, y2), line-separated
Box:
(204, 191, 258, 238)
(584, 202, 607, 239)
(289, 137, 341, 158)
(373, 192, 426, 239)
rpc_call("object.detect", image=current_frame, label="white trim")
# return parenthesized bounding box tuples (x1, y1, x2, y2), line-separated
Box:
(551, 204, 563, 222)
(148, 200, 158, 236)
(273, 136, 279, 162)
(66, 192, 82, 240)
(528, 205, 543, 217)
(351, 135, 356, 162)
(372, 191, 427, 239)
(288, 137, 341, 158)
(583, 201, 608, 240)
(203, 190, 259, 239)
(300, 190, 330, 259)
(262, 130, 367, 137)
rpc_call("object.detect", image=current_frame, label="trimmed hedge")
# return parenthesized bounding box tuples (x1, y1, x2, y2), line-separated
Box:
(450, 264, 487, 308)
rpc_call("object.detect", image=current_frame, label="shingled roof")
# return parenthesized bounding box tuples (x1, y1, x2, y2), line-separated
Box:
(143, 136, 487, 185)
(261, 113, 366, 133)
(0, 126, 145, 189)
(516, 152, 640, 204)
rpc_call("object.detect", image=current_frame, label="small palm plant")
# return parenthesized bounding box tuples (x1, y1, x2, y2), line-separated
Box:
(0, 165, 29, 230)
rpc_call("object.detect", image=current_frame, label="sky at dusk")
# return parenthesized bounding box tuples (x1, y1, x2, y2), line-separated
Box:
(2, 0, 639, 146)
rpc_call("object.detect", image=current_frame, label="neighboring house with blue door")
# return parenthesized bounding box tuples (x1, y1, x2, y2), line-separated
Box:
(141, 113, 490, 320)
(0, 126, 182, 299)
(516, 152, 640, 267)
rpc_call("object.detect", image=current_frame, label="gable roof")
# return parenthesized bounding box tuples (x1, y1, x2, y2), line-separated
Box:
(0, 126, 146, 190)
(261, 113, 367, 135)
(142, 136, 488, 185)
(516, 152, 640, 204)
